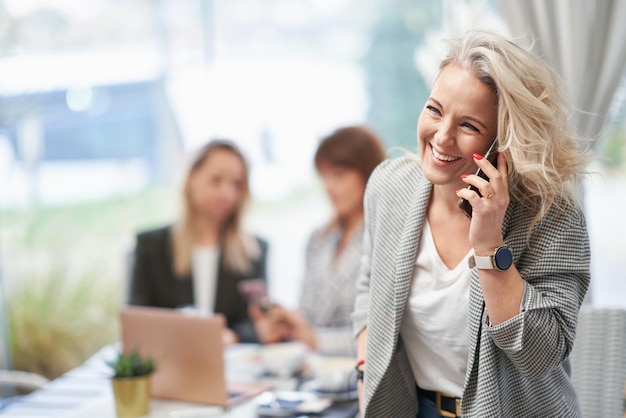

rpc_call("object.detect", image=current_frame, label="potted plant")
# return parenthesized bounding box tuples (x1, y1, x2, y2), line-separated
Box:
(107, 349, 156, 418)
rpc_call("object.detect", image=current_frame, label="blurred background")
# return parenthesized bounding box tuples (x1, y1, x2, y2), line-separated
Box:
(0, 0, 624, 380)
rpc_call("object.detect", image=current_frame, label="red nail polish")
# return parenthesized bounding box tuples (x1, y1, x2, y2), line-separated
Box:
(473, 153, 483, 160)
(460, 174, 469, 179)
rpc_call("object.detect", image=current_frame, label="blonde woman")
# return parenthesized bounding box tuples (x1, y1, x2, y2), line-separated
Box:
(128, 139, 267, 343)
(353, 31, 591, 417)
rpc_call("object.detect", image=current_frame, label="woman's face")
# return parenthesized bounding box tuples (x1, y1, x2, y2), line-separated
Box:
(418, 64, 498, 188)
(187, 149, 246, 224)
(318, 163, 366, 221)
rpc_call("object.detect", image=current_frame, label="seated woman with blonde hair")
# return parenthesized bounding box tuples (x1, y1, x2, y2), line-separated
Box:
(128, 139, 268, 344)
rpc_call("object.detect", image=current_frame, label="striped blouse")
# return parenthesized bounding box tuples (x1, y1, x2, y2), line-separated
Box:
(298, 223, 363, 357)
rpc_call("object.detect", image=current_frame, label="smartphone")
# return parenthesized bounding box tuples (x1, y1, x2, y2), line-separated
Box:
(238, 278, 278, 315)
(237, 278, 268, 303)
(458, 139, 499, 218)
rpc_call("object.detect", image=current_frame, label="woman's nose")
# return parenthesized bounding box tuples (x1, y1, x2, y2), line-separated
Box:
(433, 121, 455, 146)
(220, 183, 238, 202)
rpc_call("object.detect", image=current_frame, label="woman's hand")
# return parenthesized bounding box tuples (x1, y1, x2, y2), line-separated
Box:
(283, 310, 318, 351)
(250, 303, 291, 344)
(457, 152, 510, 254)
(250, 303, 318, 349)
(222, 328, 239, 346)
(457, 152, 525, 326)
(356, 328, 367, 417)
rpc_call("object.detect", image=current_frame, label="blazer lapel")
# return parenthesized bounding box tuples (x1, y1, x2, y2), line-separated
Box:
(392, 178, 432, 331)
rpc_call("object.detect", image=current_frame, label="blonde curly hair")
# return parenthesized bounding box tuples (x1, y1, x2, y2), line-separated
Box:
(441, 31, 591, 229)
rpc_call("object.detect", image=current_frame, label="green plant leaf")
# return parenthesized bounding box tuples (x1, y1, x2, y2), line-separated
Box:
(107, 349, 156, 378)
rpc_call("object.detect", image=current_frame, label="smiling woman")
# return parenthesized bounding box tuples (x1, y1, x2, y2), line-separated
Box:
(418, 63, 498, 189)
(353, 31, 592, 418)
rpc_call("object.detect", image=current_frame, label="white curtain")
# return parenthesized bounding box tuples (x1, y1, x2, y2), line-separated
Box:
(498, 0, 626, 142)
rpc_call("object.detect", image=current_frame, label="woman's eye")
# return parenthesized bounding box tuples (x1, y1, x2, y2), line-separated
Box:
(331, 170, 345, 181)
(462, 122, 479, 132)
(426, 105, 441, 115)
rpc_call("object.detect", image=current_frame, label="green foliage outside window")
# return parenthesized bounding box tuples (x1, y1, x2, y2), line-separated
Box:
(364, 1, 440, 153)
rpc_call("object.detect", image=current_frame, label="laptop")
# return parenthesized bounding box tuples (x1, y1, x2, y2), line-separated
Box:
(119, 305, 272, 407)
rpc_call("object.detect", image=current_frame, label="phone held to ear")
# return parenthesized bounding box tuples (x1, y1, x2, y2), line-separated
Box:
(458, 139, 499, 219)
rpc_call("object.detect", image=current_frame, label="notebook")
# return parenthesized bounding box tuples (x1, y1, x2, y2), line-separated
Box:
(119, 305, 272, 407)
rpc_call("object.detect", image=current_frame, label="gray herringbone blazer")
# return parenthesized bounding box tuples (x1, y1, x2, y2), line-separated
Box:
(352, 157, 590, 417)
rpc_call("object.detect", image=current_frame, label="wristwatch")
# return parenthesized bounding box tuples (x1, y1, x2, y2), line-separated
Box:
(469, 245, 513, 271)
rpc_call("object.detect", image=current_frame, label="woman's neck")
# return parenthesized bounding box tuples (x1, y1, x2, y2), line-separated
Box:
(337, 210, 364, 255)
(431, 183, 466, 217)
(193, 217, 222, 246)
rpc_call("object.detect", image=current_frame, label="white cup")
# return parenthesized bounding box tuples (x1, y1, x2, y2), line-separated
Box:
(310, 356, 356, 392)
(260, 342, 307, 376)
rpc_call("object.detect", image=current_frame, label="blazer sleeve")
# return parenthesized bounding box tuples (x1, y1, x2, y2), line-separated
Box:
(300, 228, 359, 357)
(484, 204, 591, 378)
(127, 231, 157, 306)
(352, 181, 376, 337)
(256, 237, 269, 280)
(229, 237, 269, 343)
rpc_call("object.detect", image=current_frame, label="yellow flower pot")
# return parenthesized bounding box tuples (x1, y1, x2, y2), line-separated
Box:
(111, 375, 151, 418)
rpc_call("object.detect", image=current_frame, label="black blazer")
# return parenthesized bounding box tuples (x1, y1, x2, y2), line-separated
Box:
(127, 226, 268, 343)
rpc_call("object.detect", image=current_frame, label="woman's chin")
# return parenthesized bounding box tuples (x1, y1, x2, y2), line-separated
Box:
(423, 166, 458, 186)
(198, 209, 232, 223)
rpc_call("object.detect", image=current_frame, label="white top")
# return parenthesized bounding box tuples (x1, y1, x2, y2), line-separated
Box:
(400, 221, 472, 397)
(191, 246, 220, 315)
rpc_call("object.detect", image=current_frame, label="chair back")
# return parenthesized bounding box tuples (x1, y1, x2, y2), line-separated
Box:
(570, 308, 626, 418)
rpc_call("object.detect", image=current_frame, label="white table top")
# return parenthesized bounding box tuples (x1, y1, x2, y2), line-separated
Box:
(0, 344, 303, 418)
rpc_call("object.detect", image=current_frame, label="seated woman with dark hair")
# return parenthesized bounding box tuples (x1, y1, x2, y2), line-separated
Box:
(252, 125, 386, 356)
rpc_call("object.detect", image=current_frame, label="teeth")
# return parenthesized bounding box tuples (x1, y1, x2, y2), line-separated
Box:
(432, 147, 461, 162)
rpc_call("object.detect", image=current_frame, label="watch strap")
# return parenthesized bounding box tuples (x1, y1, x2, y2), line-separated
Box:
(469, 245, 513, 271)
(471, 254, 495, 269)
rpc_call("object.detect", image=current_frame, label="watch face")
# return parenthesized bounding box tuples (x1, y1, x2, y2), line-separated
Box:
(495, 246, 513, 270)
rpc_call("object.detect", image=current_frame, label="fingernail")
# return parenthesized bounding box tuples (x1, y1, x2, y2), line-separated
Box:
(473, 153, 483, 160)
(455, 189, 461, 194)
(460, 174, 469, 179)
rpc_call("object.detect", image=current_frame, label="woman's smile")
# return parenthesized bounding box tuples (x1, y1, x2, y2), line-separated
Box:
(430, 144, 462, 163)
(417, 64, 498, 186)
